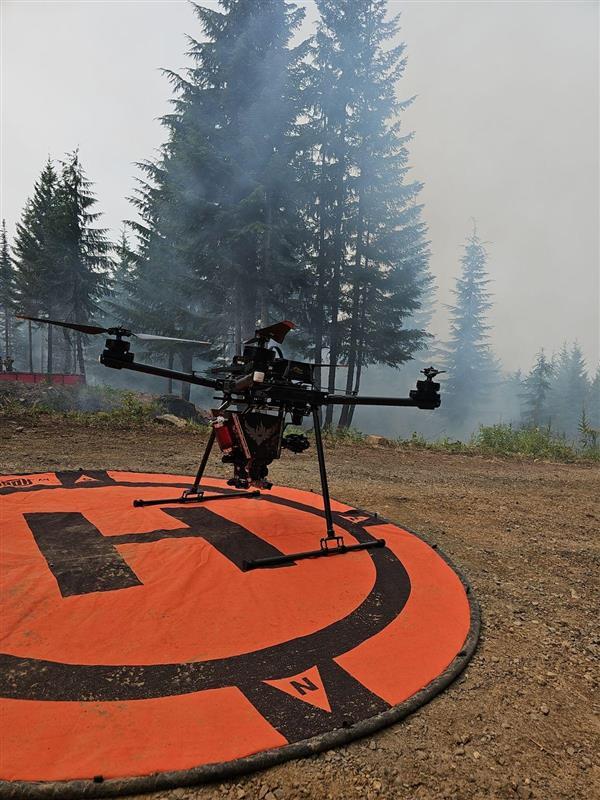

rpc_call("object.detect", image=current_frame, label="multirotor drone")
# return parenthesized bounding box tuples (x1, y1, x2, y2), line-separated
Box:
(19, 315, 443, 569)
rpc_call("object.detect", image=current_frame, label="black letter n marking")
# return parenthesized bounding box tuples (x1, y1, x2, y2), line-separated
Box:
(290, 677, 318, 696)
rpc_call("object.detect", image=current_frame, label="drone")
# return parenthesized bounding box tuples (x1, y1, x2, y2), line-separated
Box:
(18, 315, 443, 569)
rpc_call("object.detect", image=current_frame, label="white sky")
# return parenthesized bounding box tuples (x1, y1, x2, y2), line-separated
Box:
(1, 0, 598, 373)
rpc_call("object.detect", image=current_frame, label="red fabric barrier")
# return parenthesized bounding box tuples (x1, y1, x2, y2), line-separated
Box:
(0, 373, 84, 385)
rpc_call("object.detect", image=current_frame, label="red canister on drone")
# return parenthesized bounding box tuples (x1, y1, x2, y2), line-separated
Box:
(212, 415, 234, 454)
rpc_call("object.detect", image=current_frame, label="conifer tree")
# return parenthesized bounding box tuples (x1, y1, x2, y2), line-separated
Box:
(520, 350, 554, 428)
(588, 365, 600, 430)
(439, 228, 497, 433)
(54, 151, 112, 376)
(549, 342, 589, 438)
(130, 0, 308, 374)
(0, 220, 15, 360)
(305, 0, 431, 427)
(13, 155, 111, 376)
(12, 159, 61, 372)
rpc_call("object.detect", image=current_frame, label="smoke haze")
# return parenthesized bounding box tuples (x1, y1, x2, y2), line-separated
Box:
(1, 0, 598, 374)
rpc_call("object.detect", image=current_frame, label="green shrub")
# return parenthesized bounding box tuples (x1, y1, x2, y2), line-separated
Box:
(471, 423, 582, 461)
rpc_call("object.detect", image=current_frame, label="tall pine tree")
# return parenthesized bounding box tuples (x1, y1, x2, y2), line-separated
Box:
(548, 342, 589, 438)
(13, 154, 111, 376)
(12, 159, 61, 372)
(304, 0, 431, 427)
(0, 220, 16, 360)
(439, 227, 497, 433)
(128, 0, 308, 385)
(520, 350, 554, 428)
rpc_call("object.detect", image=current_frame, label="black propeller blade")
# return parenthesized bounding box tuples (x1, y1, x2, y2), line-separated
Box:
(16, 315, 210, 345)
(16, 315, 114, 336)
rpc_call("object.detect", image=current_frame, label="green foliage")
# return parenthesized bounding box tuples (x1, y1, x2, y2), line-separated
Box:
(548, 342, 590, 439)
(121, 0, 308, 380)
(304, 0, 431, 428)
(438, 227, 497, 433)
(520, 349, 554, 428)
(471, 423, 583, 461)
(0, 383, 158, 425)
(322, 426, 366, 446)
(578, 408, 599, 454)
(11, 153, 112, 375)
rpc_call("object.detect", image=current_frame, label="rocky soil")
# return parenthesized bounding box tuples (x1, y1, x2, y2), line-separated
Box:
(1, 416, 598, 800)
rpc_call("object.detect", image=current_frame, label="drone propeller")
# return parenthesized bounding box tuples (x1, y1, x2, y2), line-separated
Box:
(132, 333, 211, 345)
(16, 315, 114, 336)
(16, 315, 210, 345)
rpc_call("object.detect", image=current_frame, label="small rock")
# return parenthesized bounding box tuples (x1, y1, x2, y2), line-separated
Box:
(273, 789, 285, 800)
(237, 790, 246, 800)
(369, 740, 378, 750)
(365, 435, 390, 447)
(540, 703, 549, 715)
(259, 787, 269, 800)
(566, 746, 575, 756)
(14, 426, 24, 433)
(153, 413, 187, 428)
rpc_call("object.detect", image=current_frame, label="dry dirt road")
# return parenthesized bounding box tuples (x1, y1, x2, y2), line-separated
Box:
(1, 417, 598, 800)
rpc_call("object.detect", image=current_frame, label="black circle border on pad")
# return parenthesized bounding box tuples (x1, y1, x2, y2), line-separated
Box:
(0, 471, 480, 799)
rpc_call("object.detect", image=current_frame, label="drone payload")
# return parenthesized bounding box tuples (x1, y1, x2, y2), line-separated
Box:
(16, 314, 443, 568)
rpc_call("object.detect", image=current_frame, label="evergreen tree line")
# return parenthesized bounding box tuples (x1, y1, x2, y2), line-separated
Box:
(1, 153, 111, 377)
(518, 343, 599, 440)
(0, 0, 596, 439)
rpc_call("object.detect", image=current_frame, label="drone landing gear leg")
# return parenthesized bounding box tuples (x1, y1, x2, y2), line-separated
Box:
(133, 428, 260, 508)
(243, 406, 385, 570)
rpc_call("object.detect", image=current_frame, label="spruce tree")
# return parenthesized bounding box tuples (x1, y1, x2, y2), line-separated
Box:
(520, 350, 554, 428)
(588, 365, 600, 430)
(306, 0, 431, 427)
(54, 151, 112, 376)
(12, 159, 61, 372)
(13, 155, 111, 376)
(0, 220, 15, 360)
(130, 0, 308, 379)
(439, 227, 497, 433)
(549, 342, 589, 438)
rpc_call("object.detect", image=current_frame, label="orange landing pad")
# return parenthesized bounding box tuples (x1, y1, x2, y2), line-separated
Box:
(0, 471, 479, 798)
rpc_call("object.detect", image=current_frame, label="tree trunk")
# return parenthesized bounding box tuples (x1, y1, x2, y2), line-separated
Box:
(234, 282, 243, 356)
(167, 351, 174, 394)
(313, 127, 330, 393)
(76, 332, 86, 382)
(180, 351, 192, 401)
(338, 191, 366, 428)
(346, 357, 364, 428)
(3, 307, 9, 357)
(28, 320, 33, 372)
(62, 329, 72, 373)
(324, 115, 348, 429)
(260, 192, 272, 325)
(46, 323, 53, 375)
(346, 289, 368, 428)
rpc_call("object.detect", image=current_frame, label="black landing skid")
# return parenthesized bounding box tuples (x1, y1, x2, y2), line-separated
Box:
(133, 407, 386, 569)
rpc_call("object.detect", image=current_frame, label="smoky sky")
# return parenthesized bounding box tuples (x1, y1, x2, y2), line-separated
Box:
(1, 0, 598, 373)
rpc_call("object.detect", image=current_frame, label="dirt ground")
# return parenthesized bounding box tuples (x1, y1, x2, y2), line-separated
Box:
(1, 416, 599, 800)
